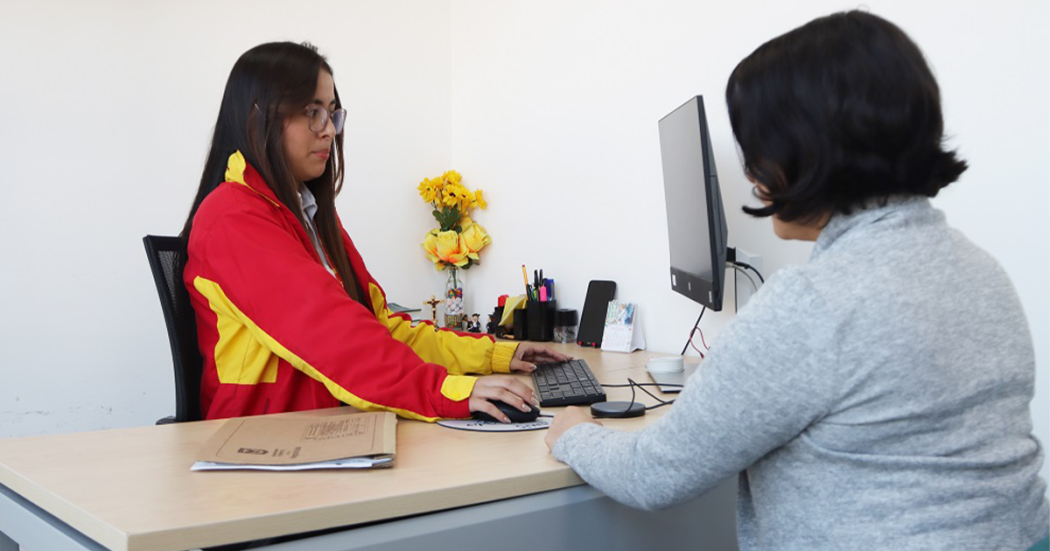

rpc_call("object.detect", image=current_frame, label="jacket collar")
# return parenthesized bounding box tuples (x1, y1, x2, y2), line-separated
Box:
(225, 151, 282, 208)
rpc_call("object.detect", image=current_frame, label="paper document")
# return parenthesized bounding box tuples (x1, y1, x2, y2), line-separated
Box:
(193, 409, 396, 471)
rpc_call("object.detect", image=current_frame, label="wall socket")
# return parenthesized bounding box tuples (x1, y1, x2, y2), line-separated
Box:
(733, 248, 763, 310)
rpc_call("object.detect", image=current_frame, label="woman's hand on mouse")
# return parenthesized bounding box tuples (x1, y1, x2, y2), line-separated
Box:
(509, 343, 572, 373)
(469, 376, 539, 423)
(545, 406, 602, 450)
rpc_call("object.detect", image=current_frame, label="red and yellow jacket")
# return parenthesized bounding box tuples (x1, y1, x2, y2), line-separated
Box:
(184, 151, 517, 421)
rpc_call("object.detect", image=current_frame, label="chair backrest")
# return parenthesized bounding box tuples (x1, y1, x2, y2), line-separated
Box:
(143, 235, 204, 423)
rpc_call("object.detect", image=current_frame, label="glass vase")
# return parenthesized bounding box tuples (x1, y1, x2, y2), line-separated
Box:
(444, 267, 464, 330)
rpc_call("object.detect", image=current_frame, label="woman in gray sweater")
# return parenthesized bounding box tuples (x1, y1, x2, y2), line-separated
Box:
(545, 11, 1049, 550)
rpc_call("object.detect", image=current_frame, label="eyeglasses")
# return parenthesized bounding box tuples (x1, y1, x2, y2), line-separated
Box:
(304, 105, 347, 135)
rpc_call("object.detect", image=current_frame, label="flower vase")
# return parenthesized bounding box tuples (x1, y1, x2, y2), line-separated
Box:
(444, 268, 464, 329)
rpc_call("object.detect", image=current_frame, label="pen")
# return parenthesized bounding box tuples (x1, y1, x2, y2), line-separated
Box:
(522, 265, 531, 298)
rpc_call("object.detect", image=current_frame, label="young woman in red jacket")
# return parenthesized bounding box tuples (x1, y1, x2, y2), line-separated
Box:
(181, 42, 564, 423)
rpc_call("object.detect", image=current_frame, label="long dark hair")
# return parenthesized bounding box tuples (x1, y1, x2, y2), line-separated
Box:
(180, 42, 360, 301)
(726, 10, 968, 224)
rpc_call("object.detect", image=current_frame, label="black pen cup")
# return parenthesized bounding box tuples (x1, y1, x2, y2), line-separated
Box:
(526, 300, 557, 342)
(513, 309, 529, 340)
(491, 306, 505, 334)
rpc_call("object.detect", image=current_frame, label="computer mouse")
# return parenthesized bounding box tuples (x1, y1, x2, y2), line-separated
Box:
(472, 400, 540, 424)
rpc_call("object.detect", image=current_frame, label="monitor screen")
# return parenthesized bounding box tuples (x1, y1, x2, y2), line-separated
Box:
(658, 95, 728, 311)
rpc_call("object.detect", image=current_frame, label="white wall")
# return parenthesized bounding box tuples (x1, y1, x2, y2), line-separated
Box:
(448, 0, 1049, 486)
(0, 0, 1046, 488)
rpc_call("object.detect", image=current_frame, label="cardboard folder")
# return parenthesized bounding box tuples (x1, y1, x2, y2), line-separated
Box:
(192, 408, 396, 471)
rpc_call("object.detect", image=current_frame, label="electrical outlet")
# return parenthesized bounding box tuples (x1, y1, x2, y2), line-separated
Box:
(733, 248, 763, 310)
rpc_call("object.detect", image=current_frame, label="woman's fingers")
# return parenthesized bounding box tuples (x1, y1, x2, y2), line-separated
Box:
(509, 358, 537, 373)
(469, 376, 539, 414)
(516, 343, 572, 364)
(468, 397, 509, 423)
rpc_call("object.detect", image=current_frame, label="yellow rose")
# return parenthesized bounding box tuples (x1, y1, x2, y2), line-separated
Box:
(421, 229, 443, 266)
(422, 229, 469, 268)
(460, 220, 491, 260)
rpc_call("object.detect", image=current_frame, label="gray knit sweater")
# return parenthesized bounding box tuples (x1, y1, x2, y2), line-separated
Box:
(553, 197, 1049, 550)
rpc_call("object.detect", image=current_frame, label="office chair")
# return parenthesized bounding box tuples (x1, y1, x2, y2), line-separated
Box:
(143, 235, 204, 423)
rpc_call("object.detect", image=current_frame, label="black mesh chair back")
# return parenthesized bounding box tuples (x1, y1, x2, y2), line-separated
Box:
(143, 235, 204, 423)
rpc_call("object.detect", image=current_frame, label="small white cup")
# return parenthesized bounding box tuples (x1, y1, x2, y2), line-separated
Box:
(646, 356, 684, 373)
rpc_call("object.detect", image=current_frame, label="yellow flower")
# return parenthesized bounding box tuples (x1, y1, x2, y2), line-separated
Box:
(421, 229, 469, 269)
(471, 189, 487, 210)
(442, 182, 471, 209)
(443, 170, 462, 185)
(418, 178, 440, 203)
(460, 220, 491, 260)
(421, 229, 442, 265)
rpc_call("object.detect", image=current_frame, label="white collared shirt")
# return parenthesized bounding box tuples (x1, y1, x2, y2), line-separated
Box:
(299, 187, 335, 277)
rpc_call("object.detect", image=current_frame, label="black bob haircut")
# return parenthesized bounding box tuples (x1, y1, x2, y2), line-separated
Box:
(726, 10, 968, 224)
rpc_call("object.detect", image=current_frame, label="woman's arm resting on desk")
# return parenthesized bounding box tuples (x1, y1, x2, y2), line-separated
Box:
(545, 271, 839, 510)
(365, 280, 568, 375)
(546, 407, 602, 447)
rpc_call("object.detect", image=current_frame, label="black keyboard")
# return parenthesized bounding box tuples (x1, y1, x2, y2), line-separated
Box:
(532, 359, 606, 407)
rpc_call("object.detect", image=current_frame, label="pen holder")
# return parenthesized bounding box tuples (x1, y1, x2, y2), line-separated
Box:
(513, 309, 529, 340)
(526, 300, 557, 342)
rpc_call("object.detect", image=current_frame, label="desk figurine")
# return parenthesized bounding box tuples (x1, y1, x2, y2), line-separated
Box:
(486, 314, 499, 336)
(466, 313, 482, 333)
(423, 295, 443, 330)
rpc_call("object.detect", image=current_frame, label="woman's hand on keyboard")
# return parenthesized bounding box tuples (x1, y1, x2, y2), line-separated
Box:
(510, 343, 572, 373)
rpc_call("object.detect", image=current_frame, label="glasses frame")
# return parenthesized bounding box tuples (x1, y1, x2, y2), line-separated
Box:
(304, 105, 347, 135)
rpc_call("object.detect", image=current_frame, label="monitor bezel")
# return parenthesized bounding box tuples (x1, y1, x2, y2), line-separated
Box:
(659, 95, 728, 311)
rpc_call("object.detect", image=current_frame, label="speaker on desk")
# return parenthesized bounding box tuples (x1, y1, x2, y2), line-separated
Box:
(577, 280, 616, 347)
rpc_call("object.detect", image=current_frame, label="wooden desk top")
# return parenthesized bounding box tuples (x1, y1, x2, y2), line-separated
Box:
(0, 345, 694, 551)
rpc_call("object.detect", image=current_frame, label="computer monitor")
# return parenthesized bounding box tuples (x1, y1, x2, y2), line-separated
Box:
(658, 95, 728, 311)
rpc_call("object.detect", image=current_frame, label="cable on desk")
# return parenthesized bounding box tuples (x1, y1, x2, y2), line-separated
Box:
(599, 378, 678, 411)
(628, 378, 676, 410)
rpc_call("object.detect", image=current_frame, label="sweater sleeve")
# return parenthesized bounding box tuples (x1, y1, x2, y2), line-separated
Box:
(191, 196, 475, 421)
(551, 269, 843, 509)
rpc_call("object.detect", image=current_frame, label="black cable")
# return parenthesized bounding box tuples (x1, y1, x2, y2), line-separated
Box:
(596, 379, 679, 413)
(601, 382, 683, 388)
(729, 264, 760, 292)
(732, 261, 765, 283)
(627, 378, 676, 410)
(680, 306, 706, 356)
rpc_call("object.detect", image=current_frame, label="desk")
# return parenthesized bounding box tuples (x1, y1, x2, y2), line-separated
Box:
(0, 345, 737, 551)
